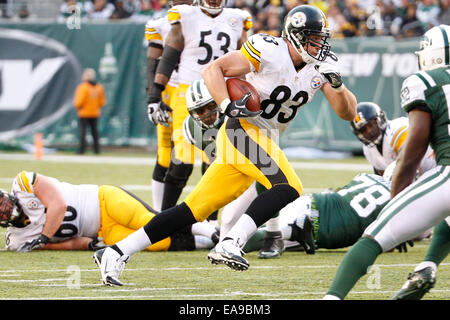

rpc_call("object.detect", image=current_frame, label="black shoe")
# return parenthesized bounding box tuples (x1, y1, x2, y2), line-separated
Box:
(290, 216, 316, 254)
(391, 267, 436, 300)
(258, 231, 285, 259)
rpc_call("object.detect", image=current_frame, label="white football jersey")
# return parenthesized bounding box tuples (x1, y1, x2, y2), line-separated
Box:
(5, 171, 101, 251)
(145, 15, 179, 87)
(240, 33, 332, 135)
(168, 5, 252, 85)
(363, 117, 436, 173)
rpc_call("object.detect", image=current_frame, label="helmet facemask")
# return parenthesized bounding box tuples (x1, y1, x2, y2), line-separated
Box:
(0, 190, 29, 228)
(190, 101, 222, 129)
(351, 103, 388, 147)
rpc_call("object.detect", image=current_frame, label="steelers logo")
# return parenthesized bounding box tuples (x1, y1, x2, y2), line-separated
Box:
(26, 200, 39, 209)
(291, 12, 306, 28)
(311, 77, 322, 89)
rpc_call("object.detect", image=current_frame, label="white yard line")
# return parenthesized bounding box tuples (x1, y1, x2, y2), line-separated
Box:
(0, 153, 372, 171)
(0, 263, 448, 274)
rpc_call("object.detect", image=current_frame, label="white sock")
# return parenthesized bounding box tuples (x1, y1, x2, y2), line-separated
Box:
(265, 216, 280, 232)
(191, 221, 216, 239)
(151, 179, 165, 212)
(281, 225, 292, 240)
(224, 213, 257, 247)
(414, 261, 437, 273)
(115, 227, 152, 256)
(219, 183, 257, 241)
(194, 235, 214, 249)
(323, 294, 341, 300)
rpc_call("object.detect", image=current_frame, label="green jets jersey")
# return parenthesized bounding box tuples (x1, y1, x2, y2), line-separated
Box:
(400, 67, 450, 165)
(313, 173, 391, 249)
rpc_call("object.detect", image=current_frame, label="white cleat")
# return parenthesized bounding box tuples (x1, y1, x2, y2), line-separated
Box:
(207, 238, 249, 271)
(93, 247, 129, 286)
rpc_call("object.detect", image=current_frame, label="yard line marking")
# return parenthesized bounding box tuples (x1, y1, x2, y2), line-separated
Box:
(0, 263, 448, 274)
(0, 153, 372, 171)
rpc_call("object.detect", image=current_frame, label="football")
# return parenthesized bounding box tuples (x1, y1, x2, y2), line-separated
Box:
(226, 78, 261, 112)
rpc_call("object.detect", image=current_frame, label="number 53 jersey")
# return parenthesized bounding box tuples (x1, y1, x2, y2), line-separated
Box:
(241, 33, 335, 135)
(6, 171, 100, 251)
(168, 4, 252, 85)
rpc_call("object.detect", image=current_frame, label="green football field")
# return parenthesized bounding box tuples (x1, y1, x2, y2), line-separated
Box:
(0, 151, 448, 301)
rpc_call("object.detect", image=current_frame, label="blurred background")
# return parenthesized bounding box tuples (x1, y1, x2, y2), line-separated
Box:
(0, 0, 448, 156)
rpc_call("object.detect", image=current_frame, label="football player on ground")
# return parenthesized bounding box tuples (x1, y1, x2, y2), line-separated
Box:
(144, 0, 193, 212)
(324, 24, 450, 300)
(243, 172, 405, 253)
(351, 101, 436, 177)
(146, 0, 253, 215)
(0, 171, 218, 252)
(93, 5, 356, 286)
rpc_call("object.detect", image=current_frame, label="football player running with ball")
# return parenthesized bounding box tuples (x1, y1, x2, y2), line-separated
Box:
(324, 24, 450, 300)
(93, 5, 356, 286)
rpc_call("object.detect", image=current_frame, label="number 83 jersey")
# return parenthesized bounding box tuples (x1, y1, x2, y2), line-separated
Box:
(241, 33, 335, 135)
(5, 171, 100, 251)
(168, 4, 252, 85)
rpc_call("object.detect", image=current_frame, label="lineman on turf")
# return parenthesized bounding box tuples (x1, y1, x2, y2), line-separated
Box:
(351, 101, 436, 177)
(0, 171, 218, 252)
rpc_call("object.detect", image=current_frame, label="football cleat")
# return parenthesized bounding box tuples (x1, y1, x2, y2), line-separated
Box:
(391, 267, 436, 300)
(258, 231, 285, 259)
(93, 247, 129, 286)
(207, 237, 249, 271)
(290, 215, 316, 254)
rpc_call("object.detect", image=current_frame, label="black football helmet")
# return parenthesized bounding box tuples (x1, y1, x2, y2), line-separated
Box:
(0, 190, 28, 228)
(351, 102, 388, 147)
(281, 5, 331, 64)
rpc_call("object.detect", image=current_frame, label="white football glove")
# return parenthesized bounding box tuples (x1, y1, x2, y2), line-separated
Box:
(147, 101, 173, 127)
(315, 62, 343, 91)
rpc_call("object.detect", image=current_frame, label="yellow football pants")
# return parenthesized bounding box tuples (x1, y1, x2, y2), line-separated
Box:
(184, 118, 303, 221)
(156, 84, 176, 168)
(98, 185, 171, 251)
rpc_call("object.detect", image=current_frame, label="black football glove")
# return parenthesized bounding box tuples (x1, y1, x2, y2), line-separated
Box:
(17, 234, 49, 252)
(395, 240, 414, 253)
(88, 237, 107, 251)
(147, 83, 173, 127)
(147, 100, 173, 127)
(225, 93, 261, 118)
(315, 62, 343, 90)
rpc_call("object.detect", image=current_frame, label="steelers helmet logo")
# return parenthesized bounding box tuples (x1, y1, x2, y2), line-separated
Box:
(291, 12, 306, 28)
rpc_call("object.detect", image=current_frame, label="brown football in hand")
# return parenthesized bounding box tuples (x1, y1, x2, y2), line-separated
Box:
(226, 78, 261, 112)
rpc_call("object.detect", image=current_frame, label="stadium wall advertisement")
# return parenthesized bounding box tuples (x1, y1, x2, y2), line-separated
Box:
(0, 23, 420, 152)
